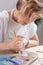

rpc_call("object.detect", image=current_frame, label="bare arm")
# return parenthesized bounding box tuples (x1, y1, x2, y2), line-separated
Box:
(27, 34, 39, 48)
(0, 36, 25, 52)
(0, 42, 12, 50)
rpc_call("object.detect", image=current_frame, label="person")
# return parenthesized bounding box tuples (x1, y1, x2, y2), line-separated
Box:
(0, 0, 42, 52)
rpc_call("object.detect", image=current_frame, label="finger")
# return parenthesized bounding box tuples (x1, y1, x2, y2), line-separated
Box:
(13, 36, 22, 42)
(17, 35, 23, 38)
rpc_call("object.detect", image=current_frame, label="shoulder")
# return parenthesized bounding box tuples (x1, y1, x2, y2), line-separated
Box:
(31, 22, 37, 31)
(27, 22, 37, 31)
(1, 10, 9, 21)
(26, 22, 37, 38)
(29, 22, 37, 27)
(0, 10, 9, 22)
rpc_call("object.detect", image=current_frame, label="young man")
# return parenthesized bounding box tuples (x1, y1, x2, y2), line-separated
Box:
(0, 0, 42, 52)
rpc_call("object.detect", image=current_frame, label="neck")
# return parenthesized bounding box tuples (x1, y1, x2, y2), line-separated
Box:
(8, 10, 12, 16)
(11, 9, 18, 23)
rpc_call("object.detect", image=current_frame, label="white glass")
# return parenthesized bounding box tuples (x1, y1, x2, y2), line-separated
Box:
(18, 38, 28, 57)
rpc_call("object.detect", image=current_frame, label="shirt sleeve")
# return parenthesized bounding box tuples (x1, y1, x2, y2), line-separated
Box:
(0, 13, 4, 42)
(0, 10, 9, 42)
(2, 10, 9, 22)
(28, 22, 37, 39)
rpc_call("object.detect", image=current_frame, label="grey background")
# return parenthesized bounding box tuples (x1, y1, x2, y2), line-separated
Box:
(0, 0, 17, 11)
(0, 0, 43, 45)
(37, 22, 43, 45)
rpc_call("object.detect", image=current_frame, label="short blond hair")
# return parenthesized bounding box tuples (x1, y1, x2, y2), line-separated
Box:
(16, 0, 41, 17)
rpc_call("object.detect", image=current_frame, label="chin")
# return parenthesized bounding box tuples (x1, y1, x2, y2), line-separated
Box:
(17, 21, 28, 25)
(21, 23, 28, 25)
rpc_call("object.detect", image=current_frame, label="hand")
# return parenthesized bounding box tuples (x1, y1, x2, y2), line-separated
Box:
(29, 12, 40, 23)
(10, 36, 25, 53)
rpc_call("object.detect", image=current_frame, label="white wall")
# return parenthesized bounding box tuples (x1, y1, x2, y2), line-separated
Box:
(0, 0, 17, 11)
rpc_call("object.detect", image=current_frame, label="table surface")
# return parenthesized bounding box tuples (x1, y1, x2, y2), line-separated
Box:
(25, 45, 43, 65)
(0, 45, 43, 65)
